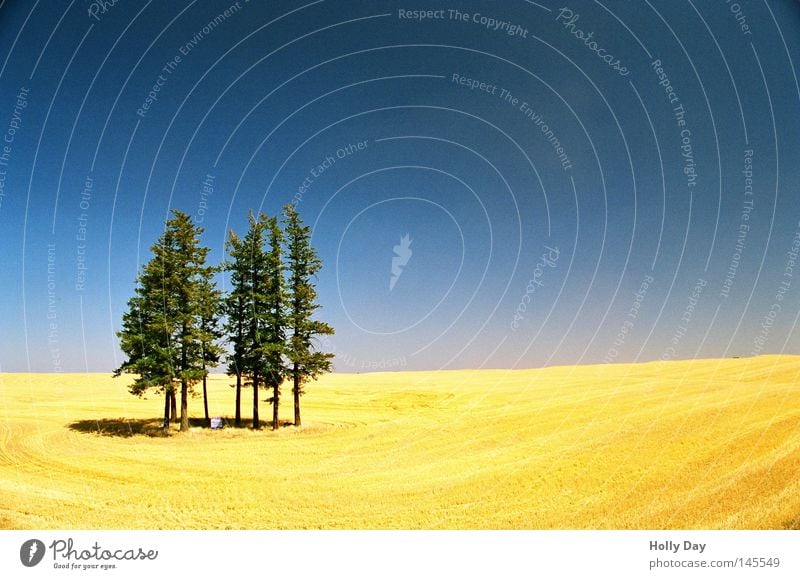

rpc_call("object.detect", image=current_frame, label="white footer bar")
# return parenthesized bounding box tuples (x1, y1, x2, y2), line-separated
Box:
(1, 530, 796, 578)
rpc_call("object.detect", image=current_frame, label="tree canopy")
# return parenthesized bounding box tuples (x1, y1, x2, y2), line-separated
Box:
(116, 206, 333, 433)
(114, 210, 215, 432)
(283, 203, 335, 427)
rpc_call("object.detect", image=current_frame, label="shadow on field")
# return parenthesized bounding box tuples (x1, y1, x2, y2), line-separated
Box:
(68, 417, 295, 437)
(69, 418, 179, 437)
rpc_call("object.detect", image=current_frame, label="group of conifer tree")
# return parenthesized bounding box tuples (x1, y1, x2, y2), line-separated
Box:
(113, 204, 334, 433)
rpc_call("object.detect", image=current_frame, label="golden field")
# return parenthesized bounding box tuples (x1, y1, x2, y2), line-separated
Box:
(0, 355, 798, 529)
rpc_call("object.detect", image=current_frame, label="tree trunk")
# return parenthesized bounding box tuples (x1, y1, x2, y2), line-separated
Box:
(272, 380, 279, 430)
(170, 390, 178, 423)
(163, 390, 170, 432)
(293, 363, 301, 427)
(202, 371, 210, 428)
(252, 373, 260, 430)
(180, 321, 189, 432)
(235, 372, 241, 427)
(180, 378, 189, 432)
(235, 311, 243, 427)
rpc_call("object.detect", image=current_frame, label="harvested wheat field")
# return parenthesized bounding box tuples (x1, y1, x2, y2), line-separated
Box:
(0, 355, 798, 529)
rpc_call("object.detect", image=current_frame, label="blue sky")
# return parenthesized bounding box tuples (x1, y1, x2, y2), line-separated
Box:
(0, 0, 798, 372)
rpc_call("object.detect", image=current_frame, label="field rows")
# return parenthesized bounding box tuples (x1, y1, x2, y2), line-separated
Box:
(0, 355, 798, 528)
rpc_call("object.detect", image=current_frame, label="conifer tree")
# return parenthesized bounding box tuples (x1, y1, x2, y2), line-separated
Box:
(114, 210, 213, 432)
(198, 271, 224, 427)
(224, 231, 248, 427)
(225, 212, 272, 429)
(282, 204, 334, 427)
(263, 216, 287, 430)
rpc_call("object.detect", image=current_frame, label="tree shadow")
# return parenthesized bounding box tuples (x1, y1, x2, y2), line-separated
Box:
(68, 417, 296, 437)
(68, 418, 172, 438)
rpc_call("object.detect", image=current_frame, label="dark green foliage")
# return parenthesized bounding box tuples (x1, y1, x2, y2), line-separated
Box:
(263, 216, 287, 430)
(224, 212, 287, 429)
(114, 210, 216, 432)
(198, 268, 224, 427)
(116, 205, 332, 433)
(282, 203, 334, 427)
(224, 229, 248, 427)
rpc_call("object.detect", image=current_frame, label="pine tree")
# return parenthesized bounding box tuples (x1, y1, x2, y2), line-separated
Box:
(115, 289, 174, 430)
(263, 216, 287, 430)
(225, 212, 272, 429)
(224, 231, 248, 427)
(198, 271, 224, 427)
(114, 210, 213, 432)
(282, 204, 334, 427)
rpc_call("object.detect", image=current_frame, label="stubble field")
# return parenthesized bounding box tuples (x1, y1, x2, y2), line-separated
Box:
(0, 355, 798, 529)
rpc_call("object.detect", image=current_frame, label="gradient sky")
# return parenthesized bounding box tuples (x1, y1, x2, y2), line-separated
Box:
(0, 0, 798, 372)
